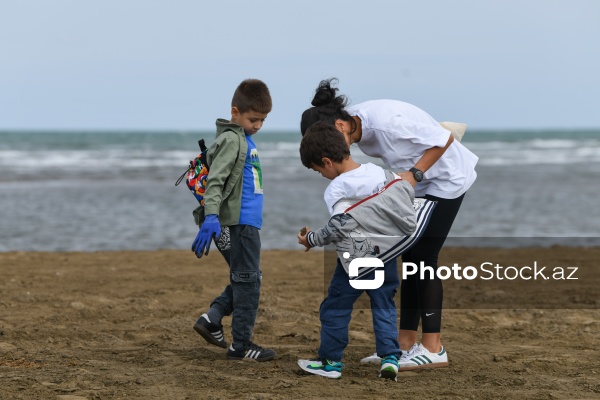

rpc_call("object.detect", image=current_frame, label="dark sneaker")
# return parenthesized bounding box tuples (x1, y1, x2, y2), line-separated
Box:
(379, 355, 399, 381)
(193, 313, 227, 348)
(227, 342, 277, 362)
(297, 358, 344, 379)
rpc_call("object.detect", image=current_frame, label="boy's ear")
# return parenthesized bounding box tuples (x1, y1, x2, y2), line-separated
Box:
(321, 157, 333, 167)
(231, 107, 240, 121)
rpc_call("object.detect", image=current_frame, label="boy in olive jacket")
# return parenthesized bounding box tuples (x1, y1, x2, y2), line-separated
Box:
(191, 79, 276, 362)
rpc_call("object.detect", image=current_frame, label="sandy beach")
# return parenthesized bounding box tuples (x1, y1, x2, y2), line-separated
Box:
(0, 247, 598, 399)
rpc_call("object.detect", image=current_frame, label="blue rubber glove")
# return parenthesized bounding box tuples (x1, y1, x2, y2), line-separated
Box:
(192, 214, 221, 257)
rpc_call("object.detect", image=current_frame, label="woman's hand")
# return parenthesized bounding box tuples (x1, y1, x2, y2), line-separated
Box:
(397, 133, 454, 187)
(297, 226, 311, 252)
(398, 171, 417, 187)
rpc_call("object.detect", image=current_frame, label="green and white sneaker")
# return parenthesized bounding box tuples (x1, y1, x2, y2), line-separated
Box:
(399, 344, 448, 371)
(378, 355, 399, 381)
(298, 358, 344, 379)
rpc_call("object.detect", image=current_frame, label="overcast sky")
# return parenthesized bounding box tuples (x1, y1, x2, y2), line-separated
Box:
(1, 0, 599, 131)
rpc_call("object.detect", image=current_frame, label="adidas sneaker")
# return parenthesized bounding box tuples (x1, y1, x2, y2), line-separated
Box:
(399, 343, 448, 371)
(193, 313, 227, 348)
(399, 343, 419, 365)
(227, 342, 276, 362)
(298, 358, 344, 379)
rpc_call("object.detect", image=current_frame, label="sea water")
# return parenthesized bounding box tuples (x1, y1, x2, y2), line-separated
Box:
(1, 129, 599, 252)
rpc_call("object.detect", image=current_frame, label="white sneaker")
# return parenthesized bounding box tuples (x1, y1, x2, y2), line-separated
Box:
(399, 343, 449, 371)
(360, 343, 417, 365)
(399, 343, 419, 364)
(360, 352, 381, 364)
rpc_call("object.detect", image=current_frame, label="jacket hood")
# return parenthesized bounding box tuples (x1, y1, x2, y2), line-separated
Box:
(215, 118, 244, 138)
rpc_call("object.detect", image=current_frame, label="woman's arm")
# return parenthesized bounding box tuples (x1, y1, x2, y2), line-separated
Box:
(399, 133, 454, 187)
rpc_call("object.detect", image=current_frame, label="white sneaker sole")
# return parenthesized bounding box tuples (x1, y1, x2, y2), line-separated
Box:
(400, 360, 449, 371)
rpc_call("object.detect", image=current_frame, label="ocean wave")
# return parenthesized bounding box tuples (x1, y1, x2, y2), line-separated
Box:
(1, 138, 599, 177)
(465, 139, 600, 165)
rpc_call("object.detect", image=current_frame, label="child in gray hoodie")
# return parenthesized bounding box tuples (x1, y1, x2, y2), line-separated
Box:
(296, 122, 436, 381)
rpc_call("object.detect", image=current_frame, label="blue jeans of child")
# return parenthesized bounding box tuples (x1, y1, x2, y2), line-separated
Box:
(318, 258, 401, 362)
(210, 224, 261, 349)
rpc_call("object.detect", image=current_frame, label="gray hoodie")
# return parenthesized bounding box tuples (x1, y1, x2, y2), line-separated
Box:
(306, 170, 437, 277)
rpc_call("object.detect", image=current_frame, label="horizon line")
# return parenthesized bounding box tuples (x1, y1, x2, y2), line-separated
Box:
(1, 127, 600, 134)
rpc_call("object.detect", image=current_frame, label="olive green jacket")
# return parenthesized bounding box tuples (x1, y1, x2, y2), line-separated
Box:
(193, 118, 248, 227)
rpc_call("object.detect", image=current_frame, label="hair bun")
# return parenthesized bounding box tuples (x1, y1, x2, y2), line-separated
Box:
(311, 78, 346, 107)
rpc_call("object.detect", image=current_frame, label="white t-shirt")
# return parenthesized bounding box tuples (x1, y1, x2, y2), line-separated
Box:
(324, 163, 388, 215)
(347, 100, 478, 199)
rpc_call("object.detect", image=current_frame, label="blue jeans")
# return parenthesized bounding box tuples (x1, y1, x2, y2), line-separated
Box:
(318, 258, 401, 362)
(210, 224, 261, 349)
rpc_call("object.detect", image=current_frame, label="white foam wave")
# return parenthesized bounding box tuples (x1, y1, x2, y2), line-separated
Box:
(465, 139, 600, 166)
(1, 138, 599, 174)
(0, 150, 195, 169)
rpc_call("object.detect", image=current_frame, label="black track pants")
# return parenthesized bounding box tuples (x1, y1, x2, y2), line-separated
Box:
(399, 193, 465, 333)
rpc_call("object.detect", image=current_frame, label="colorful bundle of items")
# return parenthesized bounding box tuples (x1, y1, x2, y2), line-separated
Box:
(176, 139, 210, 206)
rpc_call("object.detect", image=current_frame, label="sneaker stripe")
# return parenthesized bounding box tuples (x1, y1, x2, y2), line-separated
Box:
(421, 355, 432, 363)
(438, 347, 446, 356)
(228, 343, 276, 362)
(412, 357, 423, 365)
(417, 356, 431, 364)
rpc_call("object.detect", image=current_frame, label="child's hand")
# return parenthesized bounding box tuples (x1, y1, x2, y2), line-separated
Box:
(297, 226, 311, 252)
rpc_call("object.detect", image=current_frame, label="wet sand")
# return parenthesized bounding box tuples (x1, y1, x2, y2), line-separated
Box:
(0, 247, 598, 399)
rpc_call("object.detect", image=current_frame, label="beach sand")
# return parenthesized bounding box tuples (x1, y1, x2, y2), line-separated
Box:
(0, 247, 598, 399)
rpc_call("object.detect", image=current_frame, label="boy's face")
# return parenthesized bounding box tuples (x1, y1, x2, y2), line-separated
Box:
(231, 107, 268, 135)
(311, 158, 338, 180)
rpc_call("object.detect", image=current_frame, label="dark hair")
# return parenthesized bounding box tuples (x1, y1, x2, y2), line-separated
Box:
(231, 79, 272, 114)
(300, 78, 356, 136)
(300, 121, 351, 168)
